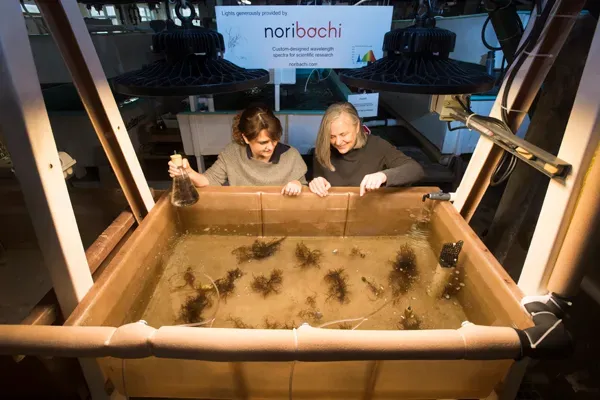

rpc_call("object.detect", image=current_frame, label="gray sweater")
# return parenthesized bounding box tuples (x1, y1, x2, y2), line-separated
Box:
(204, 142, 308, 186)
(313, 135, 424, 187)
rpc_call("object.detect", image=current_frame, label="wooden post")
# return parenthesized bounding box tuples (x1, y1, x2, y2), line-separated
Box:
(0, 0, 92, 319)
(36, 0, 155, 223)
(483, 16, 596, 268)
(518, 16, 600, 295)
(0, 2, 111, 398)
(453, 1, 585, 222)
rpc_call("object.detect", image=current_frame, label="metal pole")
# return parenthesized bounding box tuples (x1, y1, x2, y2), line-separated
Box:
(518, 17, 600, 295)
(36, 0, 155, 223)
(274, 83, 281, 112)
(207, 95, 215, 112)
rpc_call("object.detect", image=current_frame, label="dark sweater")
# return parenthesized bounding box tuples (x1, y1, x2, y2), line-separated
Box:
(313, 135, 424, 187)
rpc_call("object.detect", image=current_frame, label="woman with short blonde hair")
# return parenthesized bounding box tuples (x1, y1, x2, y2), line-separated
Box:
(310, 102, 424, 197)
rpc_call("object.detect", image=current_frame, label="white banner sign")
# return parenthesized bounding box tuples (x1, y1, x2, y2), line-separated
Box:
(216, 6, 392, 69)
(348, 93, 379, 118)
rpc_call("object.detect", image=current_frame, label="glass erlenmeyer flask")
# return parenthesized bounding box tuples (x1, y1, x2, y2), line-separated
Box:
(170, 153, 199, 207)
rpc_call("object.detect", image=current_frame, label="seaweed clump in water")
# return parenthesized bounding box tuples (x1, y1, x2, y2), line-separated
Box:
(297, 309, 323, 322)
(251, 268, 284, 297)
(298, 294, 323, 322)
(232, 237, 285, 263)
(350, 246, 366, 259)
(228, 316, 254, 329)
(179, 288, 213, 324)
(214, 268, 244, 300)
(295, 242, 322, 268)
(263, 317, 281, 329)
(388, 244, 418, 297)
(324, 268, 350, 304)
(168, 266, 198, 290)
(338, 322, 353, 330)
(282, 321, 296, 329)
(398, 306, 421, 330)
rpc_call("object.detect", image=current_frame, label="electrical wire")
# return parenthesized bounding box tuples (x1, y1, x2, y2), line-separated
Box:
(304, 69, 332, 92)
(304, 69, 318, 92)
(482, 1, 524, 52)
(317, 301, 391, 329)
(502, 0, 553, 124)
(482, 15, 502, 51)
(319, 69, 333, 82)
(490, 152, 517, 186)
(447, 121, 470, 132)
(486, 0, 553, 184)
(452, 95, 520, 185)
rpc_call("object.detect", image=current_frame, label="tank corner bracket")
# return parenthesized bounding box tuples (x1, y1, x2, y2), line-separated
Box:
(516, 295, 574, 360)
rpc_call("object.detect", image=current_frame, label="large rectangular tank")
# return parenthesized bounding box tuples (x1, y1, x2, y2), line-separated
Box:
(65, 187, 532, 399)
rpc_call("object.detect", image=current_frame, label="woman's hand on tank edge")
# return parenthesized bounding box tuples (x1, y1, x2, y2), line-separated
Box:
(308, 177, 331, 197)
(281, 180, 302, 196)
(359, 172, 387, 196)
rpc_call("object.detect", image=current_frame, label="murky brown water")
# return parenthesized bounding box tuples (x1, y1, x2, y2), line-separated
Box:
(141, 232, 468, 331)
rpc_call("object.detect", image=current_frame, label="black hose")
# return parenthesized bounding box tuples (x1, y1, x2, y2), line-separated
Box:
(482, 16, 503, 51)
(447, 121, 470, 132)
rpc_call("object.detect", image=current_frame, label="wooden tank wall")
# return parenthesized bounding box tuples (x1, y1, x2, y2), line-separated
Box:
(176, 187, 432, 237)
(104, 357, 514, 399)
(429, 203, 532, 330)
(65, 194, 179, 328)
(62, 187, 532, 399)
(66, 186, 532, 330)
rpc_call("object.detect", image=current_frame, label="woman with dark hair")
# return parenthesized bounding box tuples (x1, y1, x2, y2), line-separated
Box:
(310, 102, 424, 197)
(168, 104, 307, 195)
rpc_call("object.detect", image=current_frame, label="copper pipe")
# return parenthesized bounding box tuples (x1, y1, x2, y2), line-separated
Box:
(0, 323, 522, 361)
(547, 145, 600, 296)
(17, 211, 135, 330)
(85, 211, 135, 274)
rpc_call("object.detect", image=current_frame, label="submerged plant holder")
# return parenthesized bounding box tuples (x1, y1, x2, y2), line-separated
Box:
(53, 187, 536, 399)
(429, 240, 464, 299)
